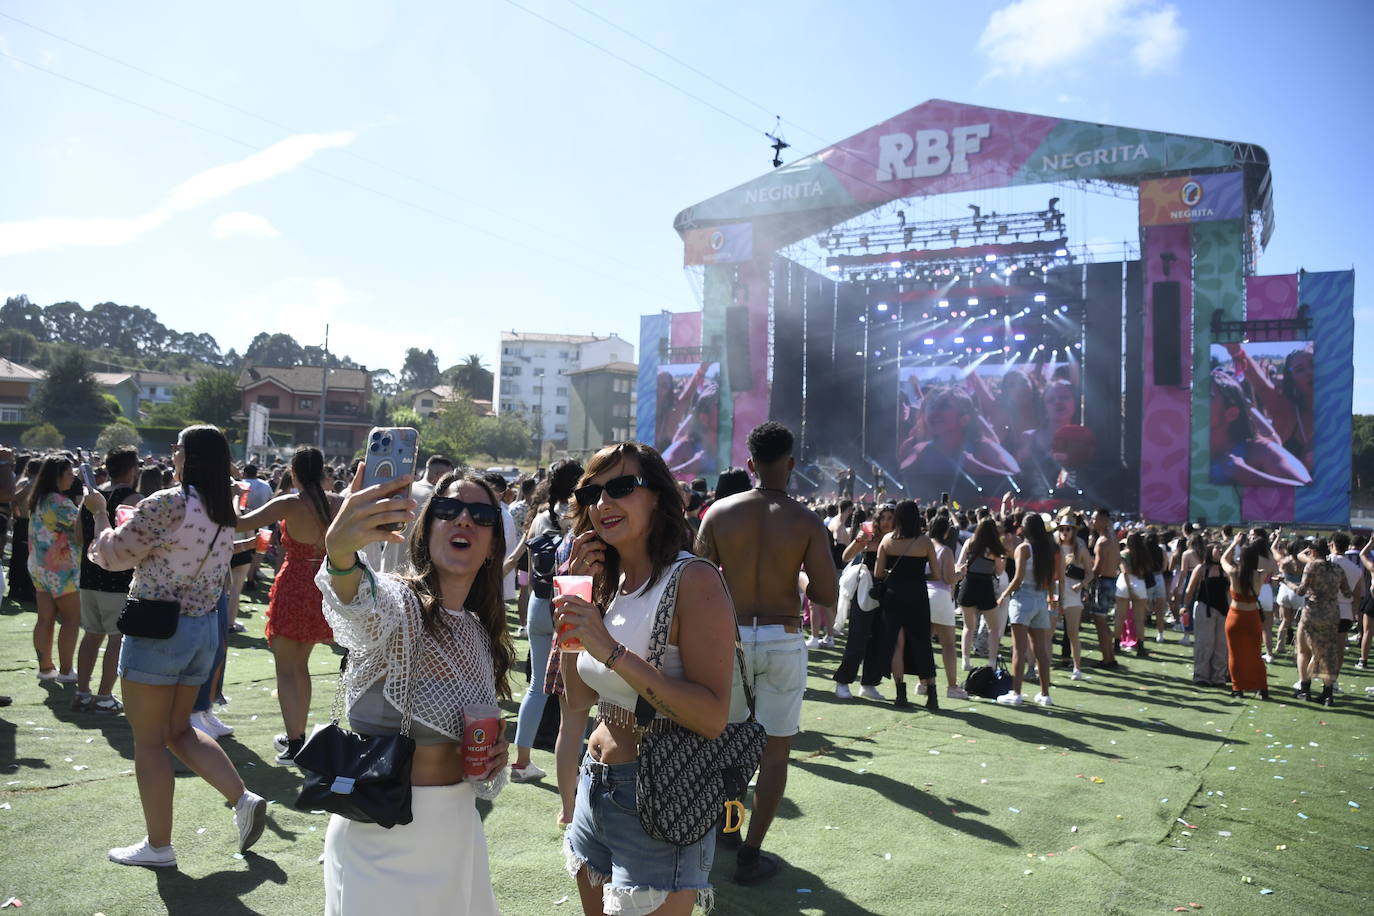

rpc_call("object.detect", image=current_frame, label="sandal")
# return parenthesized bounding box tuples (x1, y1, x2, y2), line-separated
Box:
(71, 692, 94, 712)
(92, 696, 124, 715)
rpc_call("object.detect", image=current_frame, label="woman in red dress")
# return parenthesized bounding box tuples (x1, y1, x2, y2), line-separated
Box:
(237, 447, 341, 763)
(1220, 531, 1276, 699)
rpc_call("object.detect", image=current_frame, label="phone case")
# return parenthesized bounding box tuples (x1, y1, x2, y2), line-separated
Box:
(362, 428, 419, 489)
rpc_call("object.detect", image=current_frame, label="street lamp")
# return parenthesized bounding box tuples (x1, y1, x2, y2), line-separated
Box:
(533, 367, 545, 464)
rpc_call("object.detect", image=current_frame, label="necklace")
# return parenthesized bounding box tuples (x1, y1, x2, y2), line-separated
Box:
(755, 486, 788, 494)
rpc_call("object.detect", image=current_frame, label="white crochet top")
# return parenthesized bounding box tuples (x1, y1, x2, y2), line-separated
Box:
(315, 559, 506, 799)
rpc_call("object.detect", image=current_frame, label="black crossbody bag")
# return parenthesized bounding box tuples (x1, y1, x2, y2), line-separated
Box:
(117, 527, 221, 639)
(633, 558, 768, 847)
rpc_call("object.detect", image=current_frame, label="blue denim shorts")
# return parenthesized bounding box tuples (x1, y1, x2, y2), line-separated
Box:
(563, 755, 715, 916)
(1090, 578, 1118, 616)
(1008, 587, 1052, 629)
(118, 612, 220, 687)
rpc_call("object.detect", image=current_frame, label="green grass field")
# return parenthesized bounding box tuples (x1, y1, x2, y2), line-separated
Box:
(1, 585, 1371, 915)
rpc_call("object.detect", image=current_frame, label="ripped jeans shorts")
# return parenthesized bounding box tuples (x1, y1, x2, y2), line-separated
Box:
(563, 754, 716, 915)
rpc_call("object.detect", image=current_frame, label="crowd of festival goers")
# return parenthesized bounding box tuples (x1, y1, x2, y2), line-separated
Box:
(1, 424, 1370, 914)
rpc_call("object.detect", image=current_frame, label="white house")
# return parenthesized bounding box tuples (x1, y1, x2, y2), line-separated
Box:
(496, 331, 635, 449)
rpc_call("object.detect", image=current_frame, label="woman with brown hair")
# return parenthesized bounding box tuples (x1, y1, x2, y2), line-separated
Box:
(236, 446, 343, 764)
(556, 442, 736, 916)
(316, 466, 514, 915)
(1221, 532, 1276, 699)
(28, 454, 97, 683)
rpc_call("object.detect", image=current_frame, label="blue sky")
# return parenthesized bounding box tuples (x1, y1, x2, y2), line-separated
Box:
(2, 0, 1370, 410)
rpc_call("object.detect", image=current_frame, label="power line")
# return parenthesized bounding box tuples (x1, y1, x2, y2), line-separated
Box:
(0, 49, 694, 309)
(0, 9, 684, 293)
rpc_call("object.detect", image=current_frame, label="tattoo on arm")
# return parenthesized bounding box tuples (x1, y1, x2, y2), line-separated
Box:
(644, 687, 680, 721)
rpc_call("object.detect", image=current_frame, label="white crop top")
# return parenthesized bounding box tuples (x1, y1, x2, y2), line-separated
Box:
(577, 552, 693, 712)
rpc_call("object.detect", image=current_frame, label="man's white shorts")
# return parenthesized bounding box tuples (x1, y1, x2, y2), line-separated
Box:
(729, 625, 806, 738)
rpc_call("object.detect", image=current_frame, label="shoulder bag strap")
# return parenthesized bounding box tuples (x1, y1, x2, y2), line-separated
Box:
(177, 525, 222, 606)
(634, 557, 756, 728)
(326, 565, 417, 737)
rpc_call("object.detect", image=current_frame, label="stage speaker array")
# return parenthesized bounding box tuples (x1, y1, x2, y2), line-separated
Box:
(1151, 280, 1184, 387)
(725, 306, 752, 390)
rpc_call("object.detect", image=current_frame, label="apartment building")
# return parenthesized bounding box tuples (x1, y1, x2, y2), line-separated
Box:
(496, 331, 634, 449)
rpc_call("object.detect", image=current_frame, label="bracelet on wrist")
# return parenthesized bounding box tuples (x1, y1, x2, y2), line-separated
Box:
(603, 642, 627, 670)
(325, 553, 361, 576)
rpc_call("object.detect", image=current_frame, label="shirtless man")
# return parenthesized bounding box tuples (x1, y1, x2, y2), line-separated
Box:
(1087, 509, 1122, 669)
(695, 422, 838, 885)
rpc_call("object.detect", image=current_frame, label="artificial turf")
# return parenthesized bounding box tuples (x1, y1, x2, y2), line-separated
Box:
(1, 587, 1370, 915)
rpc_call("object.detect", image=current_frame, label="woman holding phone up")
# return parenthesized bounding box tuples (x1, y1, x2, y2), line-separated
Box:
(556, 442, 736, 916)
(315, 465, 512, 915)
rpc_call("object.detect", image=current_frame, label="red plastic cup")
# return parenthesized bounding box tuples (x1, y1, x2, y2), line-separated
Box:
(462, 704, 502, 781)
(861, 521, 875, 537)
(114, 504, 137, 526)
(255, 528, 272, 553)
(553, 575, 593, 652)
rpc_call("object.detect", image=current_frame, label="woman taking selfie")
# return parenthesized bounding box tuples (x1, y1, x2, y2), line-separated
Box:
(556, 442, 736, 916)
(316, 466, 513, 915)
(236, 446, 342, 765)
(87, 425, 266, 867)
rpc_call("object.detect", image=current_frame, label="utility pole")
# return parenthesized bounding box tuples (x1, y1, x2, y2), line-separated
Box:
(533, 367, 545, 466)
(318, 324, 329, 452)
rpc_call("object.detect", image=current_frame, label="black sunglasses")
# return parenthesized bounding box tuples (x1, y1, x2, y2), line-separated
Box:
(429, 496, 498, 527)
(574, 475, 647, 508)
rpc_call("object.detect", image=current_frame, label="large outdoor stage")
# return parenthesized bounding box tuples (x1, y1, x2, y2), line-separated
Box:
(638, 100, 1355, 526)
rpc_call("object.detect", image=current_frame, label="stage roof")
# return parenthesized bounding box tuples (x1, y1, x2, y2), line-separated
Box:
(674, 99, 1273, 251)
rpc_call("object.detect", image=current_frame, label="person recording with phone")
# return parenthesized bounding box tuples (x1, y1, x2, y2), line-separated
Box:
(315, 464, 512, 915)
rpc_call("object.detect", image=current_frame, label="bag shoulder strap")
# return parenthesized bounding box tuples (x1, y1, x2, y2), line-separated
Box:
(634, 556, 756, 729)
(328, 564, 418, 736)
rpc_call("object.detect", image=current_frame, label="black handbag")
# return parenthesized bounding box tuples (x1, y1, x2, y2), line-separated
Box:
(633, 559, 768, 847)
(294, 597, 417, 828)
(117, 527, 222, 639)
(869, 552, 906, 604)
(1065, 564, 1087, 582)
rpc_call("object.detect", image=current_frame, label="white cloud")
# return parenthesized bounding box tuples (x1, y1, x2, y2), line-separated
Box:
(0, 130, 353, 257)
(211, 211, 282, 240)
(978, 0, 1187, 79)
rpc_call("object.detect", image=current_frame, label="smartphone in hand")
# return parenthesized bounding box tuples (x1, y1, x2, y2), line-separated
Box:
(362, 427, 419, 531)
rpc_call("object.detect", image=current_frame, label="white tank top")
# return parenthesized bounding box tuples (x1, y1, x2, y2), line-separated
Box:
(577, 553, 692, 711)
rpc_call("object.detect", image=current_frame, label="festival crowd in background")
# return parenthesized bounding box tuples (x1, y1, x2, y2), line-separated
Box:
(1, 420, 1371, 914)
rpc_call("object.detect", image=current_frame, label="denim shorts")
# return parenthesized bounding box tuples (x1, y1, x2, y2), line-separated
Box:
(1008, 587, 1052, 629)
(1089, 578, 1118, 616)
(728, 625, 806, 737)
(564, 756, 714, 916)
(118, 612, 219, 686)
(1146, 579, 1166, 602)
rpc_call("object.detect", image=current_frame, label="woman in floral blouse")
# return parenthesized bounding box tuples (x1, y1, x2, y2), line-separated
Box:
(1294, 537, 1352, 707)
(29, 455, 99, 683)
(87, 425, 267, 868)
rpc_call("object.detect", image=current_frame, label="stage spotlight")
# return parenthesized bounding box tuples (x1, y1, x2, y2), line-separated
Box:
(967, 297, 979, 306)
(950, 228, 960, 243)
(922, 312, 930, 319)
(975, 266, 983, 274)
(1034, 293, 1047, 303)
(1055, 247, 1068, 257)
(858, 315, 867, 323)
(984, 253, 998, 263)
(923, 338, 935, 346)
(876, 302, 889, 312)
(904, 228, 914, 245)
(903, 269, 915, 279)
(897, 210, 906, 228)
(1059, 305, 1069, 313)
(998, 222, 1008, 235)
(1013, 333, 1026, 341)
(828, 264, 840, 273)
(889, 260, 901, 269)
(989, 308, 998, 316)
(953, 336, 965, 344)
(938, 299, 950, 309)
(860, 235, 870, 249)
(982, 335, 994, 343)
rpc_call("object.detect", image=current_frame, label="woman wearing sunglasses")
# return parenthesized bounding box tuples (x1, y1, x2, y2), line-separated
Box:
(556, 442, 736, 916)
(315, 467, 515, 916)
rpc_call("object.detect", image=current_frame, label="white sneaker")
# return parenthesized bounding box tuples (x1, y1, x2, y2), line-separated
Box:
(1034, 693, 1054, 707)
(835, 683, 853, 699)
(1070, 668, 1084, 681)
(1181, 635, 1193, 646)
(859, 686, 886, 701)
(510, 763, 547, 783)
(234, 791, 267, 853)
(109, 837, 176, 868)
(996, 692, 1024, 706)
(203, 711, 234, 738)
(961, 659, 972, 671)
(1155, 635, 1167, 644)
(946, 686, 970, 700)
(821, 635, 835, 649)
(1262, 653, 1274, 664)
(1334, 682, 1344, 695)
(515, 626, 528, 639)
(190, 711, 220, 739)
(805, 636, 822, 649)
(55, 669, 79, 684)
(915, 683, 928, 696)
(36, 668, 61, 681)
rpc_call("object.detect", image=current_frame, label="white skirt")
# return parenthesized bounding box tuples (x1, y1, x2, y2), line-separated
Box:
(324, 782, 499, 916)
(927, 584, 957, 627)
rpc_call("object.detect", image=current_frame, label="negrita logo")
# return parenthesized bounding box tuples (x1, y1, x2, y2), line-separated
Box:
(1181, 180, 1204, 207)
